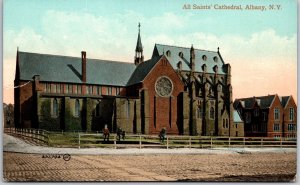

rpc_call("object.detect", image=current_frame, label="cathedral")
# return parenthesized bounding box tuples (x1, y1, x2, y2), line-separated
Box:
(14, 24, 239, 136)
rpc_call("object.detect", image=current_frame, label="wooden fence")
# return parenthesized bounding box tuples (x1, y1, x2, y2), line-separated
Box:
(4, 128, 297, 149)
(4, 127, 49, 145)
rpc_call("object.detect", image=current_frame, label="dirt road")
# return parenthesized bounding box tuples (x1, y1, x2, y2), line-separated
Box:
(3, 152, 296, 182)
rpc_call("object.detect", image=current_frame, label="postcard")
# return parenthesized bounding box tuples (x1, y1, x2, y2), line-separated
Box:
(3, 0, 297, 182)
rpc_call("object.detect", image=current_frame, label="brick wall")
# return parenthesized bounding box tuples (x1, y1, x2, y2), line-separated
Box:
(141, 56, 184, 135)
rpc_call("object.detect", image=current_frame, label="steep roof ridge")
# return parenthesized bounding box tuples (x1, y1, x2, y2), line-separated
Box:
(19, 51, 133, 65)
(155, 43, 218, 53)
(280, 95, 291, 109)
(269, 94, 278, 108)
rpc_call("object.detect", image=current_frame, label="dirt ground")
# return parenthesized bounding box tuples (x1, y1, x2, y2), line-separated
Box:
(3, 151, 296, 182)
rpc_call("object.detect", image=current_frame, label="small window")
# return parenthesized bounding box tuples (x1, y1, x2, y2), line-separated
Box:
(52, 84, 56, 93)
(262, 112, 267, 121)
(116, 87, 120, 95)
(57, 84, 61, 93)
(179, 52, 184, 58)
(89, 86, 93, 94)
(202, 64, 207, 72)
(98, 86, 102, 95)
(74, 85, 78, 94)
(273, 123, 280, 131)
(68, 85, 73, 94)
(245, 112, 251, 123)
(202, 55, 207, 61)
(166, 50, 171, 57)
(65, 84, 68, 93)
(274, 108, 280, 120)
(78, 85, 82, 94)
(95, 86, 98, 95)
(75, 99, 80, 117)
(289, 108, 294, 121)
(213, 56, 218, 62)
(108, 87, 112, 95)
(46, 83, 51, 93)
(177, 61, 182, 70)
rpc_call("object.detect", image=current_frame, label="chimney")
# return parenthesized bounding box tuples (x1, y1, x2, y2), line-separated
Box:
(81, 51, 87, 83)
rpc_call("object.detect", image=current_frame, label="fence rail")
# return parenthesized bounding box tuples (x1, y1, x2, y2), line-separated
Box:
(4, 128, 297, 149)
(4, 127, 49, 145)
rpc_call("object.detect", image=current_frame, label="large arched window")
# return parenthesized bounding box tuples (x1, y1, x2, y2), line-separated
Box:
(75, 99, 80, 117)
(210, 107, 215, 120)
(53, 99, 58, 117)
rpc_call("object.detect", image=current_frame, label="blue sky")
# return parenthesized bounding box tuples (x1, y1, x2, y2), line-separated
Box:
(3, 0, 297, 103)
(4, 0, 296, 37)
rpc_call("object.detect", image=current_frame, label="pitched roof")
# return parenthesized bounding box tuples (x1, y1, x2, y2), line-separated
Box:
(18, 51, 136, 86)
(127, 55, 162, 86)
(280, 96, 290, 108)
(233, 110, 243, 123)
(153, 44, 226, 74)
(235, 95, 276, 109)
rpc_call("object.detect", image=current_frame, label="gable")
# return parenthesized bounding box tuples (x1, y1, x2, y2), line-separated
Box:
(143, 55, 185, 91)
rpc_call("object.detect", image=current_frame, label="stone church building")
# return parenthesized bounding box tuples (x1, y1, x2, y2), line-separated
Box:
(14, 25, 238, 136)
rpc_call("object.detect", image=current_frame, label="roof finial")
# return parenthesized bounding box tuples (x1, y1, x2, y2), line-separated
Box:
(217, 47, 220, 52)
(138, 22, 141, 32)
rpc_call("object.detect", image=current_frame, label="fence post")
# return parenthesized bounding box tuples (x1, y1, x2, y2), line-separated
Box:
(114, 135, 117, 149)
(78, 133, 81, 149)
(167, 137, 169, 149)
(189, 137, 191, 149)
(261, 138, 263, 148)
(139, 135, 142, 149)
(229, 137, 231, 148)
(243, 137, 245, 148)
(210, 137, 213, 148)
(280, 137, 282, 148)
(37, 130, 40, 144)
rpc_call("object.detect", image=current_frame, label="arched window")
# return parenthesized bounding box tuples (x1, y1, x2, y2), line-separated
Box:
(223, 119, 225, 128)
(53, 99, 58, 117)
(202, 55, 207, 61)
(179, 52, 184, 58)
(75, 99, 80, 117)
(213, 56, 218, 62)
(177, 61, 182, 70)
(166, 50, 171, 57)
(226, 119, 228, 128)
(210, 107, 215, 120)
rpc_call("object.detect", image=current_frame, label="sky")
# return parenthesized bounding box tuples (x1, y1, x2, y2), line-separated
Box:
(3, 0, 297, 104)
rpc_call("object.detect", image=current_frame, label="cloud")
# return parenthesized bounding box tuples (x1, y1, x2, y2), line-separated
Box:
(3, 10, 297, 104)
